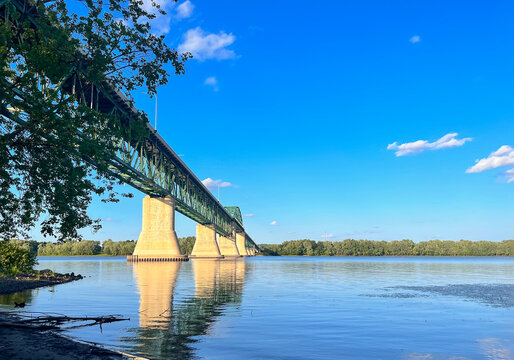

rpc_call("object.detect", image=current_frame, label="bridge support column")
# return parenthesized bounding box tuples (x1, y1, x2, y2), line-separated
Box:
(236, 232, 249, 257)
(190, 224, 224, 258)
(218, 234, 241, 258)
(248, 248, 255, 256)
(128, 195, 187, 262)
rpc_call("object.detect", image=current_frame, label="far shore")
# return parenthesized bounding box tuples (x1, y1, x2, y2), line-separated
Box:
(37, 255, 127, 257)
(264, 255, 514, 258)
(35, 254, 514, 258)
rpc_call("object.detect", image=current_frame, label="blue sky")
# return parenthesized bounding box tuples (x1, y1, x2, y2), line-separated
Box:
(39, 0, 514, 243)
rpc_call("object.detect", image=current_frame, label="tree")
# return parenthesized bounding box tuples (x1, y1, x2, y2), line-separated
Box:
(179, 236, 195, 255)
(72, 240, 101, 255)
(102, 239, 135, 255)
(0, 0, 191, 241)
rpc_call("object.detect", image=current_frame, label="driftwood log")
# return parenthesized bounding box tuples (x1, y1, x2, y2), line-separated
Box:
(0, 313, 129, 331)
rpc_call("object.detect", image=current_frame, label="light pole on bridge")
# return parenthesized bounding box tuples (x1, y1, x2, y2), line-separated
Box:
(141, 92, 158, 131)
(154, 94, 157, 131)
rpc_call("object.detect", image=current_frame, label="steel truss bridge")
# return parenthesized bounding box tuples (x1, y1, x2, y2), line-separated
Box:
(0, 0, 259, 250)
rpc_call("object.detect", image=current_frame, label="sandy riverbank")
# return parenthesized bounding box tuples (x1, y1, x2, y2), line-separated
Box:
(0, 273, 144, 359)
(0, 311, 133, 359)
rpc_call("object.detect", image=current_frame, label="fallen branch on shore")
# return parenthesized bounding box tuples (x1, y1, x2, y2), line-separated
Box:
(0, 313, 129, 331)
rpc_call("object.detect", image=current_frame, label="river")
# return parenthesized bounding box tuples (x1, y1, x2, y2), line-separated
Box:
(1, 257, 513, 359)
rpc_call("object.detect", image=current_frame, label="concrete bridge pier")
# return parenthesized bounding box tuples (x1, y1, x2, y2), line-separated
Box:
(190, 224, 224, 259)
(236, 232, 249, 257)
(129, 195, 188, 262)
(248, 248, 255, 256)
(218, 233, 242, 258)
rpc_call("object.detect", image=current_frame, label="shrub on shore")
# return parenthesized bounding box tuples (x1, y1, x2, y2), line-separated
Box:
(0, 241, 38, 276)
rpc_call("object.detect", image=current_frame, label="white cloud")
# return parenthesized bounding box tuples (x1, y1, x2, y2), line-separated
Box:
(140, 0, 192, 34)
(104, 218, 113, 222)
(387, 133, 472, 157)
(505, 169, 514, 183)
(466, 145, 514, 182)
(202, 177, 234, 190)
(410, 35, 421, 43)
(321, 233, 335, 239)
(141, 0, 174, 34)
(204, 76, 219, 91)
(244, 214, 255, 217)
(269, 220, 277, 226)
(176, 0, 194, 19)
(178, 27, 236, 60)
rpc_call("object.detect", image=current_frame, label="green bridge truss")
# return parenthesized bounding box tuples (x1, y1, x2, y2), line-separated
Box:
(0, 0, 258, 250)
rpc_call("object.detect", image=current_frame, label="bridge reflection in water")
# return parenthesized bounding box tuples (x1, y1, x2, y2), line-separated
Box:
(125, 259, 246, 359)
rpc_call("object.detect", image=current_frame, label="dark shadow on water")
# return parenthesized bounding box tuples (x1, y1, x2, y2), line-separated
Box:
(366, 284, 514, 308)
(122, 259, 247, 360)
(0, 289, 35, 306)
(360, 292, 429, 299)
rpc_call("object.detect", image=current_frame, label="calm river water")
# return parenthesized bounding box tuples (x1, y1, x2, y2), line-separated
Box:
(1, 257, 514, 359)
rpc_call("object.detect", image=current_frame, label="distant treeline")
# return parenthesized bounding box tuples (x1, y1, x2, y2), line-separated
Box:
(37, 239, 136, 256)
(179, 236, 196, 255)
(7, 237, 198, 256)
(258, 239, 514, 257)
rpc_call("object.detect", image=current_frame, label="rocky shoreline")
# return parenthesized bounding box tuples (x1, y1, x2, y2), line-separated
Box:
(0, 269, 83, 295)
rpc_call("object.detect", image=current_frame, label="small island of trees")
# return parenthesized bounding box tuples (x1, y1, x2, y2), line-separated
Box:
(259, 239, 514, 257)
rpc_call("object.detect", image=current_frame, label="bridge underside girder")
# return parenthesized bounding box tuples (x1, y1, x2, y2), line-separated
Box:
(128, 195, 257, 261)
